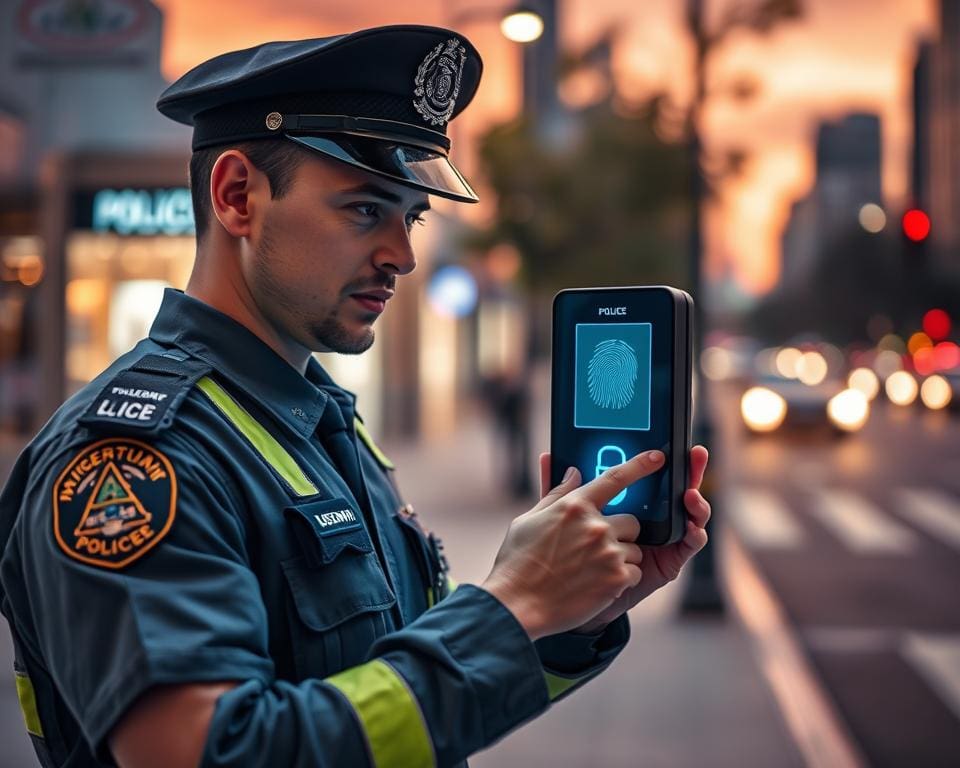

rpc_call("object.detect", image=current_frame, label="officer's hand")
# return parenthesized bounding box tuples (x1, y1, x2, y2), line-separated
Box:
(481, 450, 666, 640)
(539, 446, 711, 634)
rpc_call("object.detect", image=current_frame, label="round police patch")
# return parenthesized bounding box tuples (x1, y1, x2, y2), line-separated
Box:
(52, 438, 176, 569)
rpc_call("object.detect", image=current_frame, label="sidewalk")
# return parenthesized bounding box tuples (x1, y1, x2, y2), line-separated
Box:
(381, 402, 804, 768)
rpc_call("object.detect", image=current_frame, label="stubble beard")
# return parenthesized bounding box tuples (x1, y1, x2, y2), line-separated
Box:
(254, 218, 376, 356)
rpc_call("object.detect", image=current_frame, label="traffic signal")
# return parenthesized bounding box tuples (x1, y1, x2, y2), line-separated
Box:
(902, 209, 931, 242)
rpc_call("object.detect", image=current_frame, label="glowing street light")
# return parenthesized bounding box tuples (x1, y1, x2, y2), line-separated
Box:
(500, 9, 544, 42)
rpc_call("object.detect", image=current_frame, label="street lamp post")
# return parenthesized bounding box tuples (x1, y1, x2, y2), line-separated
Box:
(681, 0, 725, 614)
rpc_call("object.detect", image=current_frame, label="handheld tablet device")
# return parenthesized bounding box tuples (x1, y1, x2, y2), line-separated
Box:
(550, 286, 693, 546)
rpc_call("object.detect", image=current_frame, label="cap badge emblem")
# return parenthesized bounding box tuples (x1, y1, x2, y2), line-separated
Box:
(413, 38, 466, 127)
(265, 112, 283, 131)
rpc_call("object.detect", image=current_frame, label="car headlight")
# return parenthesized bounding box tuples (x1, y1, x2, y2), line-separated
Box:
(741, 387, 787, 432)
(827, 388, 870, 432)
(920, 375, 952, 410)
(885, 371, 918, 406)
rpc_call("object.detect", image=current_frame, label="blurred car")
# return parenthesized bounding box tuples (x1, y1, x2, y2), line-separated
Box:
(740, 374, 869, 438)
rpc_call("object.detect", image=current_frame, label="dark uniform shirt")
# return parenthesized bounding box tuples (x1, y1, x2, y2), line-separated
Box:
(0, 289, 628, 767)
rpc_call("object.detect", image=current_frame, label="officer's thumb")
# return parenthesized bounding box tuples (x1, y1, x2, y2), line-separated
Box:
(533, 465, 581, 511)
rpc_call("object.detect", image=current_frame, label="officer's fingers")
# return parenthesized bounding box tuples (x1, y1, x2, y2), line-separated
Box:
(679, 520, 709, 559)
(689, 445, 709, 490)
(684, 488, 711, 529)
(606, 513, 641, 543)
(539, 453, 551, 500)
(620, 563, 643, 593)
(576, 450, 664, 509)
(534, 464, 582, 510)
(621, 541, 644, 566)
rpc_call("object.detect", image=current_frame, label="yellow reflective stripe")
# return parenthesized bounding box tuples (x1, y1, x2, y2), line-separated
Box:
(446, 576, 459, 593)
(15, 671, 43, 737)
(544, 671, 584, 701)
(354, 418, 395, 470)
(328, 659, 434, 768)
(196, 377, 317, 497)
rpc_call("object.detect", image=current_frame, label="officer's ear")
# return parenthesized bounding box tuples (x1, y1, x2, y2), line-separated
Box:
(209, 149, 269, 239)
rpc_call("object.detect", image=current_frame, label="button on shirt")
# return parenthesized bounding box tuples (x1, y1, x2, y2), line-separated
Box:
(0, 288, 629, 768)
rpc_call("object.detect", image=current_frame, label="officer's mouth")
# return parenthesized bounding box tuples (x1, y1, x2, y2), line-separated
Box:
(349, 289, 393, 314)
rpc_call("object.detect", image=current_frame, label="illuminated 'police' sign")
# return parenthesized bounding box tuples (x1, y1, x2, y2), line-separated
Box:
(77, 188, 195, 236)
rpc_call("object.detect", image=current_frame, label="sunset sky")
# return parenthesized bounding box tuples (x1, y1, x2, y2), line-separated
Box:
(152, 0, 936, 297)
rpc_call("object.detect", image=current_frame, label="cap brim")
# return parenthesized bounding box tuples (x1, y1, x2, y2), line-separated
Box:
(288, 134, 479, 203)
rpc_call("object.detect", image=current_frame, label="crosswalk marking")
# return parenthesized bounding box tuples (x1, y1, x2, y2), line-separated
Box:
(808, 490, 918, 554)
(902, 633, 960, 722)
(730, 486, 960, 555)
(728, 489, 805, 549)
(896, 489, 960, 552)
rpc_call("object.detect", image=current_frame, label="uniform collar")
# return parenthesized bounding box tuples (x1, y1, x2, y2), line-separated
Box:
(149, 289, 356, 437)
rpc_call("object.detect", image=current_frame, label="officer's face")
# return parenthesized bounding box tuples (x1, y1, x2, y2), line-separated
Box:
(250, 153, 428, 355)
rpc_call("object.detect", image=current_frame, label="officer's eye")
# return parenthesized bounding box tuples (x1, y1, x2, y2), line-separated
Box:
(406, 213, 427, 229)
(350, 203, 380, 219)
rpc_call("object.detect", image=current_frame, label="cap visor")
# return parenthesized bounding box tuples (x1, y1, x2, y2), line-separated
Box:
(288, 134, 479, 203)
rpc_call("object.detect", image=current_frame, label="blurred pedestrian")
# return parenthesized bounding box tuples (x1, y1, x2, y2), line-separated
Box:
(0, 25, 710, 768)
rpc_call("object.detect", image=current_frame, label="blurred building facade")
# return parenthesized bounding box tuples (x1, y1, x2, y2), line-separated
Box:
(779, 113, 883, 290)
(912, 0, 960, 276)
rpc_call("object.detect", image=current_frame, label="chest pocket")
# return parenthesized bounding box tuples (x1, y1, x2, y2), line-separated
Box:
(282, 498, 397, 679)
(194, 375, 398, 679)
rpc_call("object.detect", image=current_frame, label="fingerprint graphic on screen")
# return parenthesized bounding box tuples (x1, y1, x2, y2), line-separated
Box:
(587, 338, 638, 409)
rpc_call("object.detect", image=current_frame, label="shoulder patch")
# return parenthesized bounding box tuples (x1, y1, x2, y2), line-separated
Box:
(78, 354, 212, 435)
(52, 438, 177, 570)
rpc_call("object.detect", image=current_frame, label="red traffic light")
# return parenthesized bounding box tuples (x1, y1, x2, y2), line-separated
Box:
(903, 209, 931, 242)
(923, 308, 951, 341)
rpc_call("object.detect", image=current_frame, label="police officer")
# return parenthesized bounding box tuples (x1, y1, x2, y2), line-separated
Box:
(0, 25, 711, 768)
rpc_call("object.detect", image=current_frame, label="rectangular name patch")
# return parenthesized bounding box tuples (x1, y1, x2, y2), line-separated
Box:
(285, 498, 370, 565)
(80, 370, 183, 432)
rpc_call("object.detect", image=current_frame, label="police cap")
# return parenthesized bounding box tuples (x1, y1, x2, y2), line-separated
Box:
(157, 25, 482, 203)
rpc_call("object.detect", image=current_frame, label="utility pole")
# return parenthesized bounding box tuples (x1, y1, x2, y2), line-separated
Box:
(680, 0, 725, 614)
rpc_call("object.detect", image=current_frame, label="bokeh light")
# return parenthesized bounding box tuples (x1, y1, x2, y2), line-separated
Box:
(878, 333, 906, 353)
(755, 348, 780, 376)
(873, 349, 904, 378)
(913, 346, 936, 376)
(907, 331, 933, 355)
(923, 308, 951, 341)
(796, 351, 828, 385)
(920, 375, 952, 410)
(775, 347, 802, 378)
(741, 387, 787, 432)
(885, 371, 918, 406)
(858, 203, 886, 233)
(934, 342, 960, 371)
(500, 11, 544, 43)
(701, 347, 733, 381)
(902, 209, 931, 242)
(848, 367, 880, 400)
(827, 389, 870, 432)
(427, 265, 478, 318)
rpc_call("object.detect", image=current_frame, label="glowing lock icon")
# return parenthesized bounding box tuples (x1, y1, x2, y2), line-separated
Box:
(596, 445, 628, 506)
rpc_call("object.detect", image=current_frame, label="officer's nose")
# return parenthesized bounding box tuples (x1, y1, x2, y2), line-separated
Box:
(372, 219, 417, 276)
